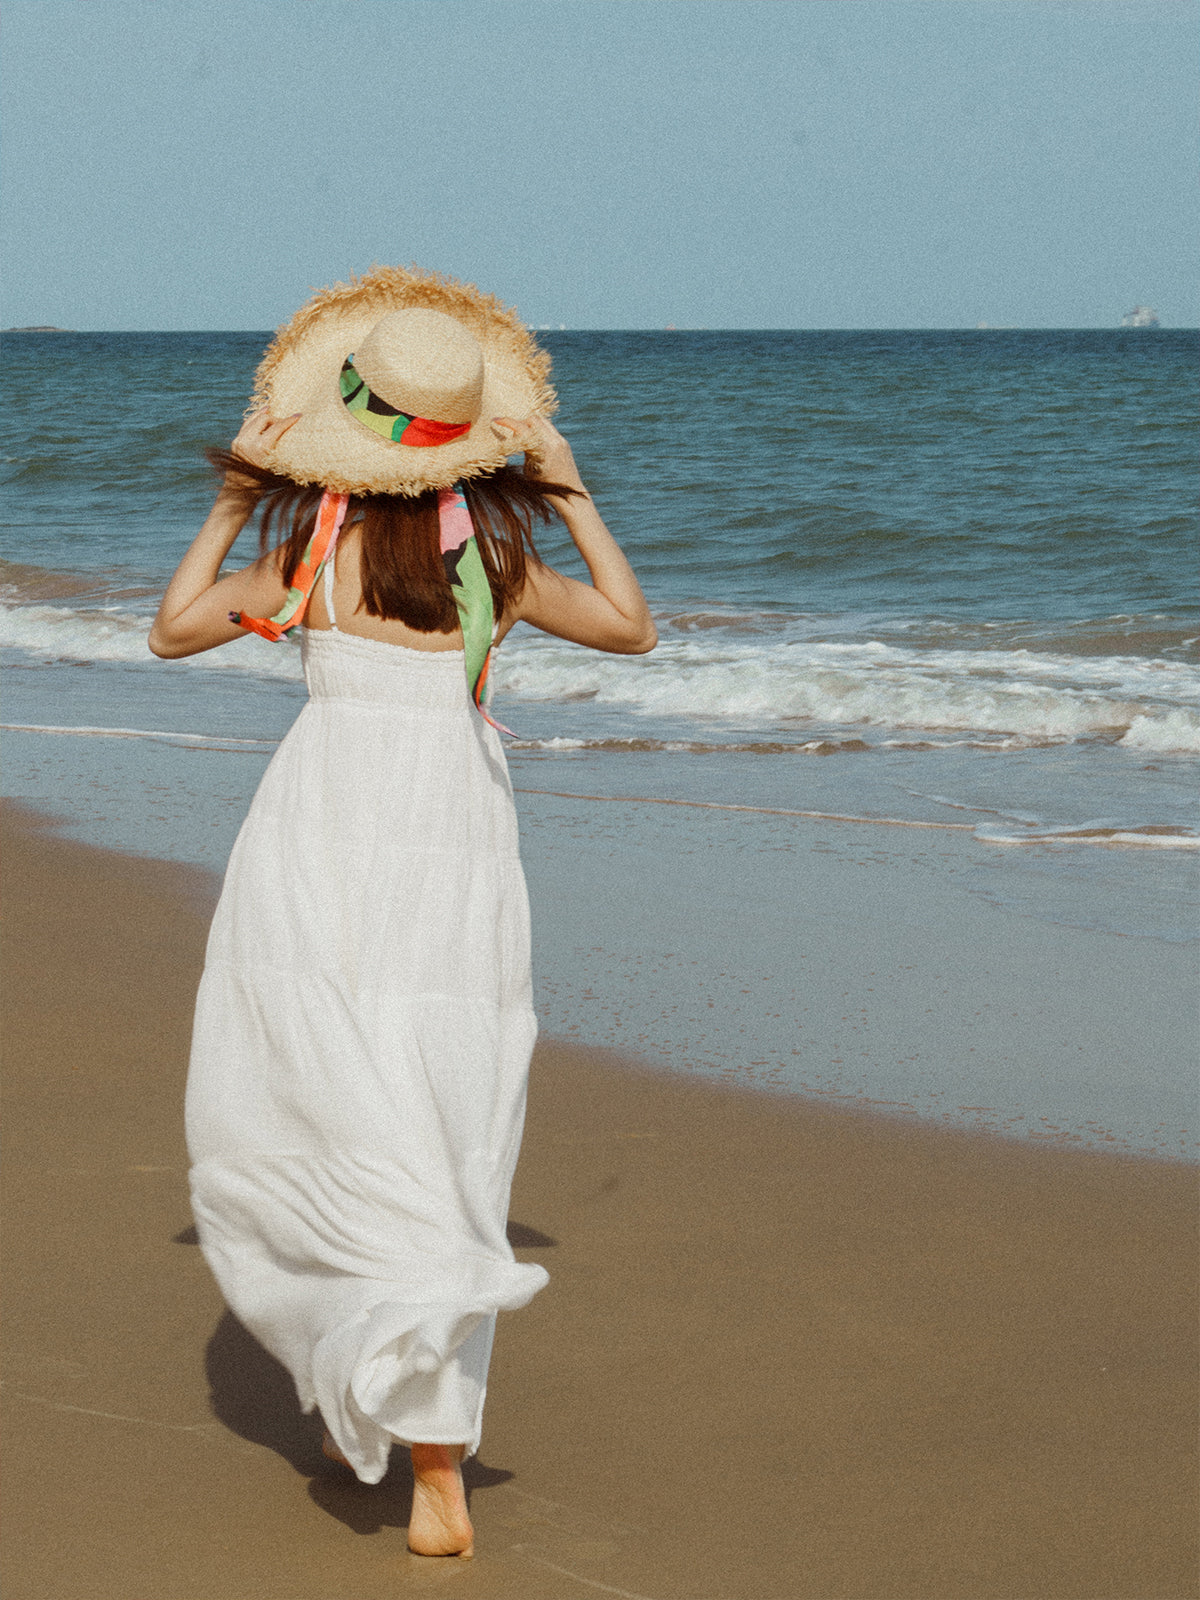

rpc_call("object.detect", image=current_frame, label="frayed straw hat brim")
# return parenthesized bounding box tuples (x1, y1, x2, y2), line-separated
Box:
(249, 265, 556, 496)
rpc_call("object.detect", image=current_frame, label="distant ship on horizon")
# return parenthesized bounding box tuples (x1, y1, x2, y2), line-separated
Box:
(1121, 306, 1160, 328)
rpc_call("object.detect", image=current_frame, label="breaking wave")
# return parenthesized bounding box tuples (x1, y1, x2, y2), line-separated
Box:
(2, 579, 1198, 754)
(496, 615, 1200, 754)
(0, 596, 304, 680)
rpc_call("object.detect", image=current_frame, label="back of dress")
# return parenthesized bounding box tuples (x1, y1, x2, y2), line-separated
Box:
(185, 565, 545, 1483)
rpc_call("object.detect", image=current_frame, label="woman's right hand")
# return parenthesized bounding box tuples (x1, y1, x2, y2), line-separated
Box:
(492, 414, 585, 493)
(496, 415, 656, 657)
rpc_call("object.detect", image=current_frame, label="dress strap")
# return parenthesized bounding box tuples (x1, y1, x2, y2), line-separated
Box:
(323, 541, 338, 630)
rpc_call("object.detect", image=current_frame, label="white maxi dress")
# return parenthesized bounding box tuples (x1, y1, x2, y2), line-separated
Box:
(186, 561, 546, 1483)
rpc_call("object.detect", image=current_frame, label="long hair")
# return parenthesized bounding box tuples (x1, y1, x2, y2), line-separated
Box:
(205, 450, 580, 632)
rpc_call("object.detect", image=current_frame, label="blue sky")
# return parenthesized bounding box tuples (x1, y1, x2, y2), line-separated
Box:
(2, 0, 1196, 329)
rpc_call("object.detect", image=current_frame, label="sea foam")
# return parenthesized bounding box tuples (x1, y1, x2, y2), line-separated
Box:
(495, 623, 1200, 753)
(0, 599, 304, 680)
(4, 596, 1198, 752)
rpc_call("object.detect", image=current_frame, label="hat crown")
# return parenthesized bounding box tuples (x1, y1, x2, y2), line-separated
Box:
(352, 309, 485, 426)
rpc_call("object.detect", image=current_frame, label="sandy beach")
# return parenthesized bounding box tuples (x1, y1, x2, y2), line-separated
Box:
(2, 798, 1196, 1599)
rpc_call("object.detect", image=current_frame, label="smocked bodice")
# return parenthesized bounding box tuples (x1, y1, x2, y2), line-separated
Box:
(301, 626, 471, 714)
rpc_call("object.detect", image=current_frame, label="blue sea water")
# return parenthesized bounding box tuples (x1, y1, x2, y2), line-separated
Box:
(2, 328, 1197, 1153)
(3, 329, 1196, 821)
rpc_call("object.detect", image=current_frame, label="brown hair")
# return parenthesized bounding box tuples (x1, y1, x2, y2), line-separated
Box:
(206, 449, 580, 632)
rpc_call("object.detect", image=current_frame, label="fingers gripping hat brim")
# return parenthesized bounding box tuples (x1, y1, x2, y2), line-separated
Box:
(250, 265, 557, 496)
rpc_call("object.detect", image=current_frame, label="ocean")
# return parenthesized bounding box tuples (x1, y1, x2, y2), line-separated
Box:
(3, 328, 1197, 1151)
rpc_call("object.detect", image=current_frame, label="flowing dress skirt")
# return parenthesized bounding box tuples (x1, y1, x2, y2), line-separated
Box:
(186, 628, 546, 1483)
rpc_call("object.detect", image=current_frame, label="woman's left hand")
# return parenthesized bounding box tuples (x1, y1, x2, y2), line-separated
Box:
(225, 411, 301, 489)
(148, 414, 300, 658)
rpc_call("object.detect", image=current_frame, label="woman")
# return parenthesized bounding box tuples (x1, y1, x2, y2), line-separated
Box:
(149, 266, 655, 1559)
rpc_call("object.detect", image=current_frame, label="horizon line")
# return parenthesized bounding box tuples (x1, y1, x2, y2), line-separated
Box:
(3, 323, 1195, 335)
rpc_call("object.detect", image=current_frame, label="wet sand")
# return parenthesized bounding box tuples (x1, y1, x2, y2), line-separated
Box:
(2, 800, 1197, 1599)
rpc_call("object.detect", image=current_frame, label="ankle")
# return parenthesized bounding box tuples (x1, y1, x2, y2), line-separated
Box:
(411, 1442, 464, 1475)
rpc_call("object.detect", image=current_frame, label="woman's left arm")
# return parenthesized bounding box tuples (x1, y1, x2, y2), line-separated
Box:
(148, 414, 296, 659)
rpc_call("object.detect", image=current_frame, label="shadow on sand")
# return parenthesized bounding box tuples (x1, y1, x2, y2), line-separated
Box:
(190, 1216, 557, 1534)
(202, 1311, 516, 1534)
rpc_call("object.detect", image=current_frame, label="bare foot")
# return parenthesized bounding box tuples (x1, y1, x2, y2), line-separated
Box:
(407, 1443, 474, 1559)
(321, 1429, 352, 1469)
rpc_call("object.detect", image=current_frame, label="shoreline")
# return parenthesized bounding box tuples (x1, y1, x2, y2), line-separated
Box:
(2, 800, 1197, 1598)
(4, 776, 1197, 1161)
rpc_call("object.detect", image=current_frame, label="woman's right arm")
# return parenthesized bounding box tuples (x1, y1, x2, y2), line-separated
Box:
(148, 414, 297, 659)
(499, 416, 657, 655)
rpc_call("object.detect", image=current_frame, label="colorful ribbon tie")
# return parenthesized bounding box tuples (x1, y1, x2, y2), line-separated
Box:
(230, 486, 511, 734)
(230, 489, 348, 642)
(437, 485, 512, 735)
(339, 357, 473, 448)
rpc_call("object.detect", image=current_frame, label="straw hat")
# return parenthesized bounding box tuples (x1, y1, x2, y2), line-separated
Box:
(248, 264, 556, 496)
